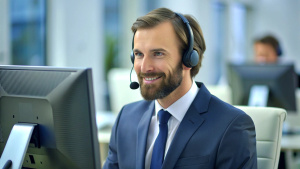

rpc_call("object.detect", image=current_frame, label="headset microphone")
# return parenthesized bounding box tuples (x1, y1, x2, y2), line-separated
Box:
(129, 66, 139, 89)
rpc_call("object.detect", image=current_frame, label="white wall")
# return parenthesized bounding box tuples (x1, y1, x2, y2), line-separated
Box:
(47, 0, 105, 111)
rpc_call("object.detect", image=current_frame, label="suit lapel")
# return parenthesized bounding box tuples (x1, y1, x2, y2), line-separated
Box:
(162, 83, 212, 169)
(136, 101, 155, 169)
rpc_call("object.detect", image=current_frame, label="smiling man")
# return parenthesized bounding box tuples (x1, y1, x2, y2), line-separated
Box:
(134, 21, 186, 105)
(103, 8, 257, 169)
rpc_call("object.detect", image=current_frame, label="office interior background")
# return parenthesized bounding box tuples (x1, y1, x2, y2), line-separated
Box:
(0, 0, 300, 113)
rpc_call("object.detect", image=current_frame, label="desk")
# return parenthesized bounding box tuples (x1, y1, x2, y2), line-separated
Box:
(96, 111, 116, 164)
(281, 134, 300, 151)
(281, 134, 300, 169)
(98, 129, 111, 143)
(98, 129, 111, 164)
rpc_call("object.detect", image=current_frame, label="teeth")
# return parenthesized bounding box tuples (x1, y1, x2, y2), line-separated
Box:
(145, 77, 159, 81)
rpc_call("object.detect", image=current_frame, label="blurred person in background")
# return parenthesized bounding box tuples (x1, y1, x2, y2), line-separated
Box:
(253, 34, 299, 88)
(253, 35, 282, 64)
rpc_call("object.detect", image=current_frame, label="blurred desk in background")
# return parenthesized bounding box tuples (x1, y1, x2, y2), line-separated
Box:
(98, 129, 111, 143)
(96, 111, 116, 164)
(281, 134, 300, 151)
(281, 134, 300, 169)
(98, 129, 111, 164)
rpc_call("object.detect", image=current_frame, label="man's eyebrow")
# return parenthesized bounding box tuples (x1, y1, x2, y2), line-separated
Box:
(133, 49, 142, 53)
(150, 48, 167, 52)
(133, 48, 167, 53)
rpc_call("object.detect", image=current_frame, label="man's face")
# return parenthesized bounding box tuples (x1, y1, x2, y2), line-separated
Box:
(254, 42, 278, 63)
(132, 21, 183, 100)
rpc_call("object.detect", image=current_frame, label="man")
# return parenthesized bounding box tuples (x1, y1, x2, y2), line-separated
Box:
(253, 35, 300, 89)
(253, 35, 282, 63)
(103, 8, 257, 169)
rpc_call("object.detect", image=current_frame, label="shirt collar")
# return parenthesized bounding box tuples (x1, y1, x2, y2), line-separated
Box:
(155, 80, 199, 122)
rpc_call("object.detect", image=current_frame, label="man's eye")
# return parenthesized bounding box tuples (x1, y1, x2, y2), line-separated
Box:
(154, 52, 163, 56)
(134, 52, 143, 57)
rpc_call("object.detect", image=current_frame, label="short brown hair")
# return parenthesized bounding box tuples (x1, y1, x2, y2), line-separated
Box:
(131, 8, 206, 78)
(254, 35, 281, 56)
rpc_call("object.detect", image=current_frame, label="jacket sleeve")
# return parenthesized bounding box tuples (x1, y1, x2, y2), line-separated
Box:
(216, 113, 257, 169)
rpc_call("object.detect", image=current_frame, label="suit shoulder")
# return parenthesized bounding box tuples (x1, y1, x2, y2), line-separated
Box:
(119, 100, 153, 116)
(123, 100, 152, 110)
(209, 95, 251, 120)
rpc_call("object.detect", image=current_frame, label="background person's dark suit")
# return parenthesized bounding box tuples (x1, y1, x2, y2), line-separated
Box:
(103, 82, 257, 169)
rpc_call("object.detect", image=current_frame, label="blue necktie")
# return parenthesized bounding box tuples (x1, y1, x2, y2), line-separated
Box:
(150, 109, 171, 169)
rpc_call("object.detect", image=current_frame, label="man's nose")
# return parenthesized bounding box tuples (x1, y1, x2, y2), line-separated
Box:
(141, 55, 154, 73)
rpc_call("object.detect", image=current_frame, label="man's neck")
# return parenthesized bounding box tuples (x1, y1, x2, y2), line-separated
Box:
(157, 77, 193, 109)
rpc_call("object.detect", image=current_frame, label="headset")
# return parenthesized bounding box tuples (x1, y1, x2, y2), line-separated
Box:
(129, 12, 199, 89)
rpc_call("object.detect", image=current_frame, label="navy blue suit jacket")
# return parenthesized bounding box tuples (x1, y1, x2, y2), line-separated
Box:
(103, 82, 257, 169)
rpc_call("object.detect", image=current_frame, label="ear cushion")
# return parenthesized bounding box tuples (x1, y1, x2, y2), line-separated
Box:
(190, 50, 199, 67)
(130, 51, 134, 64)
(277, 46, 282, 56)
(182, 50, 199, 68)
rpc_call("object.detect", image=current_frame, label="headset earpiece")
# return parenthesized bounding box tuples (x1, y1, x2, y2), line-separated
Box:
(175, 12, 199, 68)
(277, 45, 282, 56)
(183, 50, 199, 68)
(130, 50, 135, 64)
(130, 32, 135, 64)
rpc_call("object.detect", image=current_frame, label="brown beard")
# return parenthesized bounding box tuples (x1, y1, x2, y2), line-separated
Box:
(138, 63, 183, 100)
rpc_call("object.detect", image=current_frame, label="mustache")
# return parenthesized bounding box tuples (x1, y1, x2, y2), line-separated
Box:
(138, 72, 165, 78)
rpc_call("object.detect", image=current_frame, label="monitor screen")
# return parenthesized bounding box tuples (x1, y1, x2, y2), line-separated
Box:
(0, 65, 101, 169)
(227, 62, 298, 112)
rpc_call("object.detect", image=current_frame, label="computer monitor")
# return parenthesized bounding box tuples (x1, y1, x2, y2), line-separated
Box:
(227, 62, 298, 112)
(0, 65, 101, 169)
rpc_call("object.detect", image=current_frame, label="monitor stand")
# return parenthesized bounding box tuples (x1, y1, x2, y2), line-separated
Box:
(248, 85, 269, 107)
(0, 123, 37, 169)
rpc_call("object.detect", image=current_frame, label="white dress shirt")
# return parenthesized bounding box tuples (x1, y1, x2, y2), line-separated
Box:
(145, 81, 199, 169)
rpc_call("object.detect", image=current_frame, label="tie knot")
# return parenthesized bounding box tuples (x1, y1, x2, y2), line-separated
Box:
(158, 110, 171, 124)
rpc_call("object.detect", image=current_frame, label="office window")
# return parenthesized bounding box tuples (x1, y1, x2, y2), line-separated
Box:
(10, 0, 46, 65)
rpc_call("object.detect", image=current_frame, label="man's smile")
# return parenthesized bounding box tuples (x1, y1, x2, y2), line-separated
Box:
(143, 76, 162, 84)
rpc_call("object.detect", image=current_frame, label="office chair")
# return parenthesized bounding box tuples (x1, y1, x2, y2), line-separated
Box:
(236, 106, 287, 169)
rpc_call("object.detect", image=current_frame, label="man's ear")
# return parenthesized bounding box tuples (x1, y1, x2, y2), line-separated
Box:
(182, 63, 192, 70)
